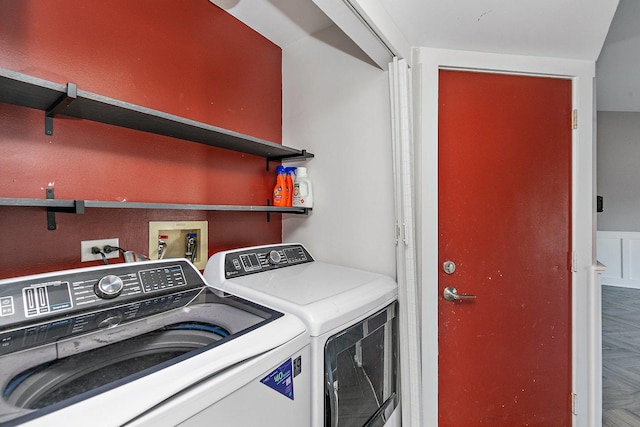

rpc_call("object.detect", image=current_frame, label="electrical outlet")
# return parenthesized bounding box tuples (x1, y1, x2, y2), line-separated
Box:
(81, 238, 120, 262)
(149, 221, 208, 269)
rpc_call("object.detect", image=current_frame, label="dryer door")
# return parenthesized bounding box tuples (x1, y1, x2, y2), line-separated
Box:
(324, 302, 398, 427)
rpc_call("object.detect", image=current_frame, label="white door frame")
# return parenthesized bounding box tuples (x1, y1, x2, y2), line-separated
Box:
(414, 47, 599, 427)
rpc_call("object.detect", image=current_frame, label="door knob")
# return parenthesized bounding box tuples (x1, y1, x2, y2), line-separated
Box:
(443, 286, 476, 301)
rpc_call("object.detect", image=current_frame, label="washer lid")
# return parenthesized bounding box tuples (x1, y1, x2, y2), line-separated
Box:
(3, 312, 307, 427)
(207, 261, 397, 337)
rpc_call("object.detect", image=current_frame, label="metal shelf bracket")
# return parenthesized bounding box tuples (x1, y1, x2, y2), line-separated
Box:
(45, 82, 77, 135)
(266, 199, 271, 222)
(265, 149, 314, 171)
(46, 188, 85, 230)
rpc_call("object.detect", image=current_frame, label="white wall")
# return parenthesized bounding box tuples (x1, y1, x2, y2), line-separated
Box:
(597, 111, 640, 230)
(281, 25, 396, 279)
(596, 0, 640, 112)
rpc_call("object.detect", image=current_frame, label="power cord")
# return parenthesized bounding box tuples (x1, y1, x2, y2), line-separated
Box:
(91, 246, 109, 265)
(103, 245, 126, 255)
(102, 244, 150, 263)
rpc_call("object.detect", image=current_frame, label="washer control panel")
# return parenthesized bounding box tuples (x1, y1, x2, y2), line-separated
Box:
(223, 244, 314, 279)
(0, 260, 202, 327)
(0, 260, 207, 356)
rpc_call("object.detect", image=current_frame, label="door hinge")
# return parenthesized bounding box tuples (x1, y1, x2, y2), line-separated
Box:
(572, 109, 578, 130)
(571, 392, 577, 415)
(571, 251, 577, 273)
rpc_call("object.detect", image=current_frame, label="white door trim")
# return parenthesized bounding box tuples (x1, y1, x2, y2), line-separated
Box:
(414, 47, 597, 427)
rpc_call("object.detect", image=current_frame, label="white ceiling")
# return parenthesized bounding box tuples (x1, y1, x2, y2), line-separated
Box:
(379, 0, 617, 61)
(211, 0, 638, 111)
(210, 0, 618, 61)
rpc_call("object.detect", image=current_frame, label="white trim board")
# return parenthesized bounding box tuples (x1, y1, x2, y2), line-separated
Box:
(597, 230, 640, 289)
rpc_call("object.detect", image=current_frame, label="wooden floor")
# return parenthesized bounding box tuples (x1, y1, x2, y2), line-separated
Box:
(602, 285, 640, 426)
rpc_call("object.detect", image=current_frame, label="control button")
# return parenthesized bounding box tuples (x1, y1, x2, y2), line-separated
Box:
(95, 275, 124, 299)
(1, 336, 13, 348)
(268, 250, 282, 265)
(0, 297, 14, 316)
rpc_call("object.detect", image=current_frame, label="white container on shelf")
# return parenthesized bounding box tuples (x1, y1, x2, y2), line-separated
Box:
(292, 167, 313, 208)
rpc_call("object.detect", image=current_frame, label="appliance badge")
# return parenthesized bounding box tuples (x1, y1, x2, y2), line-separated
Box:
(261, 358, 294, 400)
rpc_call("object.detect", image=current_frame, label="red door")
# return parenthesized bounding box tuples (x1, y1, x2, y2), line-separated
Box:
(438, 70, 572, 426)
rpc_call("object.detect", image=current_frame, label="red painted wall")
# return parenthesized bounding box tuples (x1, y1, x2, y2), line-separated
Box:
(0, 1, 283, 278)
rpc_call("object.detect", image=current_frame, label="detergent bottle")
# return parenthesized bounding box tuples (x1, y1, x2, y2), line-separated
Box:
(284, 167, 296, 207)
(272, 166, 287, 207)
(292, 167, 313, 208)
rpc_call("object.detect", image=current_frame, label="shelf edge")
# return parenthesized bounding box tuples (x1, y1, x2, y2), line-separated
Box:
(0, 198, 308, 214)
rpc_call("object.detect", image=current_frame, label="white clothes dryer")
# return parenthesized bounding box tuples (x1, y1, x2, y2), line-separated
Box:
(204, 243, 400, 427)
(0, 259, 310, 427)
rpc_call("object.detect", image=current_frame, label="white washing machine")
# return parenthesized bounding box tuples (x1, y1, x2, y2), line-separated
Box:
(204, 243, 400, 427)
(0, 259, 310, 427)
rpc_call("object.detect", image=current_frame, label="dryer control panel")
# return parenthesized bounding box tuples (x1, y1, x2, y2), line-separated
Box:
(222, 244, 314, 279)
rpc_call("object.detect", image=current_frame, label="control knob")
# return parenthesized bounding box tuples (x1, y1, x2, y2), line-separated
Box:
(267, 250, 282, 265)
(95, 275, 124, 299)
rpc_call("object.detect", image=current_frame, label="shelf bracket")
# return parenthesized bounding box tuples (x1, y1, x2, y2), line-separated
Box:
(46, 188, 85, 230)
(266, 199, 271, 222)
(45, 82, 77, 135)
(265, 149, 314, 171)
